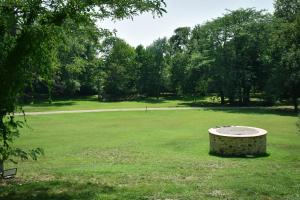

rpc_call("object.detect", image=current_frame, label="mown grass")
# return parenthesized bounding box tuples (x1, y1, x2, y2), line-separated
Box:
(20, 96, 224, 112)
(1, 108, 299, 200)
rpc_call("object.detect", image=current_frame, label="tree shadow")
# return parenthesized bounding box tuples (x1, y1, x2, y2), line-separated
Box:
(177, 101, 297, 117)
(201, 107, 297, 117)
(209, 152, 271, 159)
(134, 97, 167, 104)
(28, 102, 76, 108)
(132, 95, 208, 104)
(178, 101, 218, 107)
(0, 179, 114, 200)
(21, 95, 99, 106)
(178, 98, 273, 108)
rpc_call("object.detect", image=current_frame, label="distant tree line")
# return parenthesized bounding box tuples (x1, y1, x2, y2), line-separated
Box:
(20, 0, 300, 112)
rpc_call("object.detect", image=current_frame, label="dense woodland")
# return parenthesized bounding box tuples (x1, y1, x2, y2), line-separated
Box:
(13, 1, 300, 112)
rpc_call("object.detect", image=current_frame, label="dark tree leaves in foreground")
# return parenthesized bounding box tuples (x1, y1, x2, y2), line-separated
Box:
(0, 0, 166, 170)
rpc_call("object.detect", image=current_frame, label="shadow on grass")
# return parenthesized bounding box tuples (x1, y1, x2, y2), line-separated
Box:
(28, 102, 77, 108)
(132, 95, 209, 104)
(209, 152, 270, 159)
(201, 107, 297, 117)
(178, 102, 218, 107)
(134, 97, 167, 104)
(22, 95, 298, 117)
(0, 180, 114, 200)
(177, 100, 297, 116)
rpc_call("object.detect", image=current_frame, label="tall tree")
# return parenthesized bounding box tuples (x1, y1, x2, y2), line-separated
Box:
(135, 44, 150, 95)
(137, 38, 169, 97)
(169, 27, 191, 53)
(268, 0, 300, 112)
(102, 37, 137, 100)
(169, 27, 191, 95)
(0, 0, 166, 171)
(274, 0, 300, 22)
(190, 9, 271, 105)
(53, 19, 103, 97)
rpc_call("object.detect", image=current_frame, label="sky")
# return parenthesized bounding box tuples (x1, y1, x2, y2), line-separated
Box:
(98, 0, 275, 47)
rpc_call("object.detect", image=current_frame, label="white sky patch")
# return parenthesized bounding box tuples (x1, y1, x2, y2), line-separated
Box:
(98, 0, 274, 47)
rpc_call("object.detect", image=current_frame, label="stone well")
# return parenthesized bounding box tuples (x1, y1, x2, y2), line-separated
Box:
(209, 126, 267, 156)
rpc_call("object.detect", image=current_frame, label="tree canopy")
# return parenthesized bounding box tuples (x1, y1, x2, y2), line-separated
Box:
(0, 0, 166, 170)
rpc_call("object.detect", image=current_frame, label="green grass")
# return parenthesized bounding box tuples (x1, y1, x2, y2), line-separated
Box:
(1, 108, 299, 200)
(20, 96, 221, 112)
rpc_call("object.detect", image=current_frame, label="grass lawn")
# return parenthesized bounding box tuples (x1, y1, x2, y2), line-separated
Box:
(1, 108, 299, 200)
(20, 96, 221, 112)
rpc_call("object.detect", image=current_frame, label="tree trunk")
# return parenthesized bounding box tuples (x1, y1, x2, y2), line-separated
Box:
(238, 88, 243, 106)
(229, 94, 235, 105)
(0, 160, 3, 172)
(293, 96, 299, 113)
(47, 84, 53, 104)
(0, 114, 6, 173)
(220, 91, 225, 105)
(243, 88, 250, 106)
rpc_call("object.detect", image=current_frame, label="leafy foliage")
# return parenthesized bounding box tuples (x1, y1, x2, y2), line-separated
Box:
(102, 37, 137, 100)
(0, 0, 166, 168)
(0, 114, 43, 170)
(268, 0, 300, 112)
(17, 4, 299, 111)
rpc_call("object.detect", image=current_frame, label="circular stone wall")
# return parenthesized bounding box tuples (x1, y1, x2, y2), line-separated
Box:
(209, 126, 267, 156)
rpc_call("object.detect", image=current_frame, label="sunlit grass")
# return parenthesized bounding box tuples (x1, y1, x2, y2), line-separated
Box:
(1, 108, 299, 200)
(20, 95, 225, 112)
